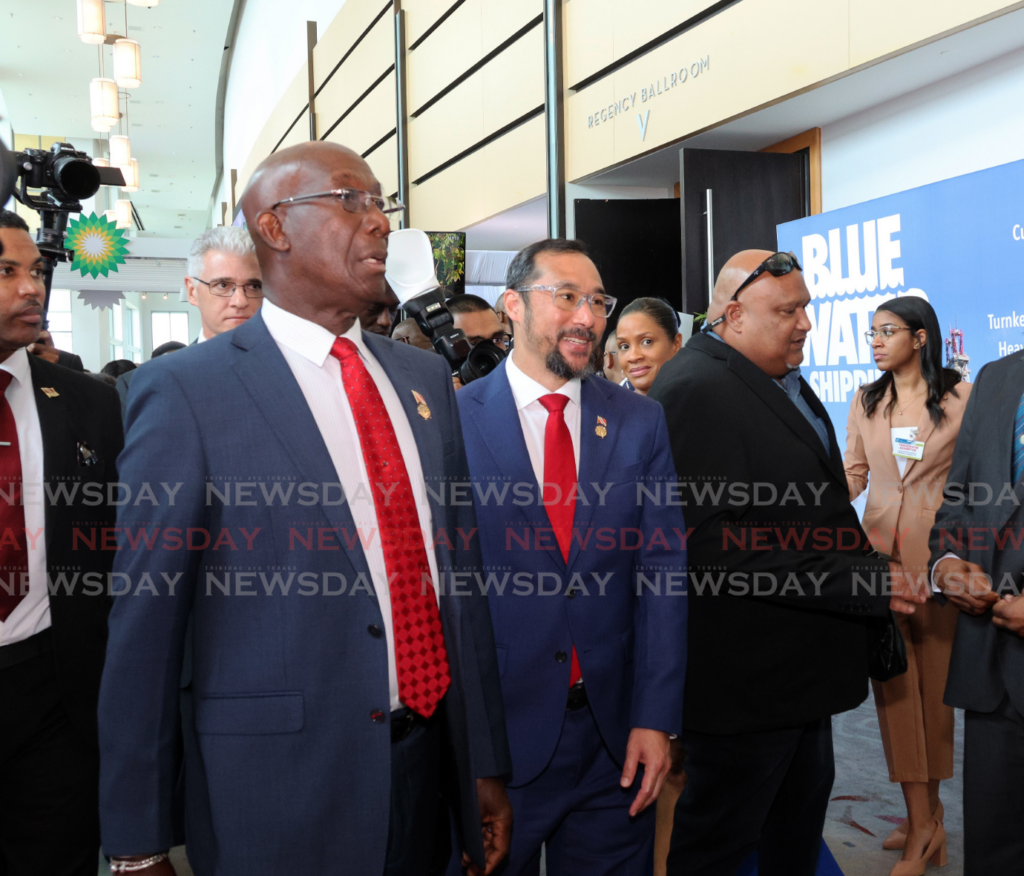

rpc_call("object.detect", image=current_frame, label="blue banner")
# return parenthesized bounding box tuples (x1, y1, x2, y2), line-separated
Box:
(776, 158, 1024, 454)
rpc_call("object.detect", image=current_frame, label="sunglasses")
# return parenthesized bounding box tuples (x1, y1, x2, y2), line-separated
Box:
(704, 252, 803, 331)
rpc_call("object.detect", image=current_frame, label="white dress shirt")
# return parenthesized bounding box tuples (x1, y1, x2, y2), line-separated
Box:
(0, 348, 50, 647)
(505, 351, 581, 484)
(261, 299, 440, 712)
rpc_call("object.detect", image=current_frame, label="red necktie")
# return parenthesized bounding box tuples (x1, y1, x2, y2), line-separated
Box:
(331, 338, 450, 718)
(0, 372, 28, 623)
(538, 394, 581, 687)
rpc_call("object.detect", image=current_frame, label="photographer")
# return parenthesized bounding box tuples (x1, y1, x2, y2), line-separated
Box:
(446, 295, 510, 390)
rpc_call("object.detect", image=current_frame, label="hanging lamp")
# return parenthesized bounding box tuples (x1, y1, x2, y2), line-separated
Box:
(77, 0, 106, 44)
(113, 39, 142, 88)
(89, 78, 119, 131)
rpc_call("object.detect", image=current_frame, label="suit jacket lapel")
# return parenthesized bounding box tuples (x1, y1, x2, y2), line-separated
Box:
(229, 314, 372, 583)
(724, 347, 840, 481)
(995, 357, 1024, 527)
(571, 376, 616, 565)
(28, 356, 74, 555)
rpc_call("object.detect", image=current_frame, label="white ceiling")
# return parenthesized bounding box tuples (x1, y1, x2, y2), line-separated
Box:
(0, 0, 236, 238)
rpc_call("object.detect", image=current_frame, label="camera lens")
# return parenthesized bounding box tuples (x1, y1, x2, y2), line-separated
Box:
(459, 340, 506, 383)
(52, 155, 101, 201)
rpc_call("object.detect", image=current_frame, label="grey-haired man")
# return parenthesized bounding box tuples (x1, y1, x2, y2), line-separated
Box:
(185, 226, 263, 342)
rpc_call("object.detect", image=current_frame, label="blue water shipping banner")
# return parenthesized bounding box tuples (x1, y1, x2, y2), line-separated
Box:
(776, 158, 1024, 454)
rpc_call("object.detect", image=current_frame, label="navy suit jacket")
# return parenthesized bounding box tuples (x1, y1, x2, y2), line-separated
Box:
(98, 312, 510, 875)
(457, 361, 687, 786)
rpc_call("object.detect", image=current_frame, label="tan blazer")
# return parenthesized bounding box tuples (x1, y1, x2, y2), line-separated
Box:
(845, 382, 972, 579)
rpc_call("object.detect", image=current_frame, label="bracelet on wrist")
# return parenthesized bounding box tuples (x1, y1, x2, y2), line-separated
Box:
(110, 853, 169, 873)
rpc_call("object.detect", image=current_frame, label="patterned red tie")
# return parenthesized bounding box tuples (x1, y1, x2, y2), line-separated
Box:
(0, 371, 28, 623)
(538, 394, 581, 687)
(331, 338, 450, 718)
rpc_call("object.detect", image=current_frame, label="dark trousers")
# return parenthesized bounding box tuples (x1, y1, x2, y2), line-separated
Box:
(0, 643, 99, 876)
(668, 718, 833, 876)
(484, 703, 655, 876)
(963, 696, 1024, 876)
(384, 708, 444, 876)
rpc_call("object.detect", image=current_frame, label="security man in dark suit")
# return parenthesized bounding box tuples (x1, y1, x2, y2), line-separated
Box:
(648, 250, 914, 876)
(0, 209, 123, 875)
(930, 350, 1024, 875)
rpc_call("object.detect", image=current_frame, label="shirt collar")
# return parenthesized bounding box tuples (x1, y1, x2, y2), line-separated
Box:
(260, 298, 367, 367)
(505, 350, 581, 411)
(706, 329, 803, 395)
(0, 347, 31, 388)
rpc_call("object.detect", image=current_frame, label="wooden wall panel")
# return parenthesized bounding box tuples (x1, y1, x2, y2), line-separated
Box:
(408, 0, 482, 111)
(850, 0, 1020, 67)
(314, 0, 392, 91)
(405, 0, 455, 47)
(316, 13, 395, 135)
(323, 74, 398, 158)
(366, 134, 399, 198)
(564, 0, 720, 87)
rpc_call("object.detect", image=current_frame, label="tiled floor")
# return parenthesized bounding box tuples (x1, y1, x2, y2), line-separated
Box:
(96, 700, 964, 876)
(825, 700, 964, 875)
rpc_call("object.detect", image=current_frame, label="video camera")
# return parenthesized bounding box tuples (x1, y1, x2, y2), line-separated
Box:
(386, 228, 506, 384)
(0, 138, 124, 306)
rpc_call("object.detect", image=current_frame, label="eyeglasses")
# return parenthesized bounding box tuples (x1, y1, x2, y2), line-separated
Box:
(270, 187, 405, 215)
(515, 285, 617, 319)
(467, 331, 512, 351)
(864, 326, 912, 342)
(191, 277, 263, 298)
(704, 252, 802, 330)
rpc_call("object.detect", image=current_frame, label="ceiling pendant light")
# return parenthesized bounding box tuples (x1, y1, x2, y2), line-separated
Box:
(104, 209, 117, 224)
(120, 158, 140, 192)
(113, 39, 142, 88)
(89, 78, 120, 131)
(109, 135, 132, 168)
(92, 157, 110, 168)
(114, 199, 133, 229)
(127, 0, 161, 7)
(77, 0, 106, 44)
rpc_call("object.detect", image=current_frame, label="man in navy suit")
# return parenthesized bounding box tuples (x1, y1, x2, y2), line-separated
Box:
(454, 239, 688, 875)
(98, 142, 512, 876)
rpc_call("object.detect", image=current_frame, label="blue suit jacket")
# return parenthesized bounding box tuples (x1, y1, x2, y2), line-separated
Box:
(98, 313, 511, 875)
(457, 361, 687, 786)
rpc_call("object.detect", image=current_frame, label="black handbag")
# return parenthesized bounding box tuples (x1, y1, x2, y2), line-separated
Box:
(867, 610, 908, 682)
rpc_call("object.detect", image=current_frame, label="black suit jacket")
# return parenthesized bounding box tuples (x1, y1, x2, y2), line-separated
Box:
(648, 333, 891, 735)
(56, 349, 85, 372)
(929, 350, 1024, 715)
(27, 355, 123, 745)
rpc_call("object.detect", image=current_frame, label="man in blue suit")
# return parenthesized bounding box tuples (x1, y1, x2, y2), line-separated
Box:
(98, 142, 512, 876)
(454, 239, 688, 875)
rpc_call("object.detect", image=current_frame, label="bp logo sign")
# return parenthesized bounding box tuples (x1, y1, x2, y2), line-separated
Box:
(64, 212, 129, 278)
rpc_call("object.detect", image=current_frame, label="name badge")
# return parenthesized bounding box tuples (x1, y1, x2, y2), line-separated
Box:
(892, 436, 925, 460)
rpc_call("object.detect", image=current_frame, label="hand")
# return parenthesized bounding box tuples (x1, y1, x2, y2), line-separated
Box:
(453, 374, 465, 391)
(461, 776, 512, 876)
(620, 727, 671, 817)
(27, 331, 60, 364)
(992, 594, 1024, 637)
(889, 560, 927, 615)
(933, 557, 999, 616)
(109, 857, 175, 875)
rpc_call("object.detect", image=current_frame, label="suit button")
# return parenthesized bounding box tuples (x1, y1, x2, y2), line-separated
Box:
(897, 485, 903, 492)
(370, 709, 386, 724)
(368, 624, 383, 638)
(566, 589, 577, 599)
(555, 651, 568, 663)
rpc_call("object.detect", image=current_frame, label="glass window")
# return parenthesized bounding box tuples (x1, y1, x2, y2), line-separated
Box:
(48, 288, 74, 353)
(150, 312, 190, 350)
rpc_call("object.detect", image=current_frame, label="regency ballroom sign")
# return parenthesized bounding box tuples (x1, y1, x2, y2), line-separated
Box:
(585, 55, 711, 141)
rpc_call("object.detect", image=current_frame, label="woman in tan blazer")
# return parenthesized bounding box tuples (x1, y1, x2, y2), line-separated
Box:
(845, 296, 970, 876)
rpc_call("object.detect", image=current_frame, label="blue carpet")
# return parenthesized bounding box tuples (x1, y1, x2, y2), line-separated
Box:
(737, 838, 844, 875)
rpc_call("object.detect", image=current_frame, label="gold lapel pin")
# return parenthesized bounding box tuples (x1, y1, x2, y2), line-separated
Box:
(595, 416, 608, 439)
(412, 390, 431, 420)
(41, 387, 59, 398)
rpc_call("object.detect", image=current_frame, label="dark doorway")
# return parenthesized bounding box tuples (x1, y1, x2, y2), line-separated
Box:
(574, 198, 682, 338)
(680, 148, 809, 314)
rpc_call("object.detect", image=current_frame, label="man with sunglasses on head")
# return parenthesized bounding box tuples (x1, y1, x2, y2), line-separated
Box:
(453, 239, 687, 875)
(98, 142, 513, 876)
(648, 250, 911, 876)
